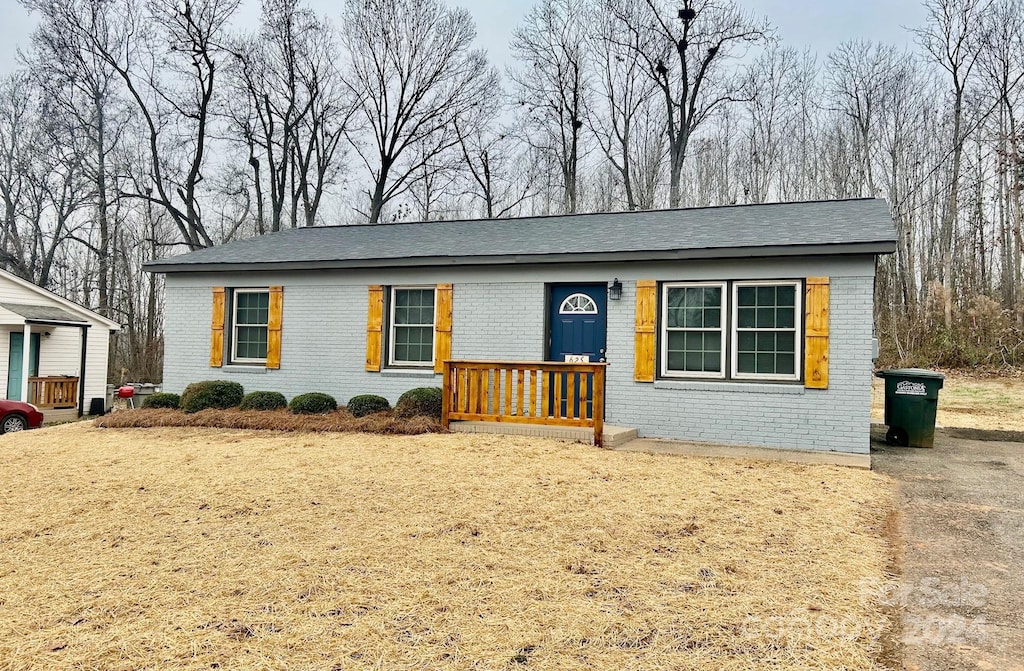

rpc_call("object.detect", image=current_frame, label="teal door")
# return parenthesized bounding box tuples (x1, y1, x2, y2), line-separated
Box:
(7, 333, 40, 401)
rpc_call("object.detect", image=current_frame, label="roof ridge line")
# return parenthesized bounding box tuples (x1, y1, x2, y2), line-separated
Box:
(287, 197, 884, 232)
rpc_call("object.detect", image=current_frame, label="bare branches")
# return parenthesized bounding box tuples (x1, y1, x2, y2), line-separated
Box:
(227, 0, 353, 231)
(611, 0, 772, 207)
(509, 0, 589, 214)
(341, 0, 499, 223)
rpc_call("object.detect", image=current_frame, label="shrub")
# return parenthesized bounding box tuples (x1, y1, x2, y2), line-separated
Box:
(347, 394, 391, 418)
(239, 391, 287, 411)
(180, 380, 244, 414)
(395, 387, 443, 419)
(289, 392, 338, 415)
(142, 392, 180, 409)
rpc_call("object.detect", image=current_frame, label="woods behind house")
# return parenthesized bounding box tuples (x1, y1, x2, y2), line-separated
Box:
(2, 0, 1022, 380)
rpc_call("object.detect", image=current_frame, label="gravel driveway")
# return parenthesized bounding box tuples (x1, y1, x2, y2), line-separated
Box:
(872, 427, 1024, 670)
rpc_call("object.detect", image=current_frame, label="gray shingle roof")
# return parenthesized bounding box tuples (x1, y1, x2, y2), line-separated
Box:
(0, 303, 90, 324)
(145, 198, 896, 272)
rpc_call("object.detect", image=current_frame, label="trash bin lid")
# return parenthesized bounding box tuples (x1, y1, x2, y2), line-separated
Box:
(874, 368, 946, 380)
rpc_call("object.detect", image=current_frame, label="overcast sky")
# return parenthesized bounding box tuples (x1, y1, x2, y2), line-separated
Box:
(0, 0, 927, 78)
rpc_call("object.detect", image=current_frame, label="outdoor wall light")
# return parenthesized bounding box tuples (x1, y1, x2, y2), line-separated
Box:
(608, 278, 623, 301)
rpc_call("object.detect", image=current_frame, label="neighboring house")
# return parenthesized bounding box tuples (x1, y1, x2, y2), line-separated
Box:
(145, 198, 896, 456)
(0, 269, 121, 420)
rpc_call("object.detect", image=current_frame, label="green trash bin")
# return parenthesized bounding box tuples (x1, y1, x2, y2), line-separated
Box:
(874, 368, 945, 447)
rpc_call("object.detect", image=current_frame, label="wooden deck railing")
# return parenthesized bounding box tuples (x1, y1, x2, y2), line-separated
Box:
(28, 376, 79, 409)
(442, 360, 607, 447)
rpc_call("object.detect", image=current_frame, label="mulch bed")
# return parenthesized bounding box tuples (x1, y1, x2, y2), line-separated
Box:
(94, 407, 443, 435)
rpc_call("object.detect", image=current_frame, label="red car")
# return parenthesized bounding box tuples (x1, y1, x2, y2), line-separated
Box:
(0, 400, 44, 434)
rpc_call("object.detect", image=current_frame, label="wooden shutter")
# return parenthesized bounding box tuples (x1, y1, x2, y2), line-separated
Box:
(266, 286, 283, 369)
(434, 283, 453, 374)
(804, 277, 830, 389)
(210, 287, 225, 367)
(365, 285, 384, 371)
(634, 280, 657, 382)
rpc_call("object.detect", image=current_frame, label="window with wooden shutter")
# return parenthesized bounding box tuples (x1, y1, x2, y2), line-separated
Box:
(365, 285, 384, 371)
(210, 287, 225, 367)
(266, 286, 283, 369)
(434, 283, 452, 374)
(230, 290, 271, 364)
(634, 280, 657, 382)
(804, 277, 830, 389)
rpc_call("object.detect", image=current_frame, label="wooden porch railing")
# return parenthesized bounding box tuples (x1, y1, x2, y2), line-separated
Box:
(442, 360, 606, 447)
(28, 376, 79, 409)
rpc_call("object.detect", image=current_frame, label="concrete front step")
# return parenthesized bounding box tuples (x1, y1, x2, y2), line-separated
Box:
(449, 421, 638, 448)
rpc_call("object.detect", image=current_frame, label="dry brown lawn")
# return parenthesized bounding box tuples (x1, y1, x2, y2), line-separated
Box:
(871, 370, 1024, 431)
(1, 423, 895, 670)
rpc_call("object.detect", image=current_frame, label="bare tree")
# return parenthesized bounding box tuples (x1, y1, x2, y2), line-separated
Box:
(587, 0, 665, 210)
(826, 41, 906, 198)
(874, 52, 938, 312)
(341, 0, 498, 223)
(0, 74, 34, 277)
(614, 0, 771, 208)
(979, 0, 1024, 307)
(510, 0, 589, 214)
(775, 51, 822, 201)
(229, 0, 308, 233)
(915, 0, 988, 326)
(229, 0, 350, 230)
(0, 74, 91, 288)
(22, 0, 133, 314)
(34, 0, 241, 250)
(289, 14, 354, 227)
(739, 45, 802, 202)
(456, 110, 537, 219)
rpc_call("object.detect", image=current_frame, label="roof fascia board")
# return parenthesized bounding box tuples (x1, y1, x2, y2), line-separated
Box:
(144, 241, 897, 274)
(26, 319, 92, 327)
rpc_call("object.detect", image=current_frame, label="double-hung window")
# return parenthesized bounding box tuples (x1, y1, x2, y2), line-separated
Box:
(732, 282, 800, 380)
(231, 289, 270, 364)
(661, 280, 802, 382)
(662, 283, 726, 378)
(389, 287, 436, 366)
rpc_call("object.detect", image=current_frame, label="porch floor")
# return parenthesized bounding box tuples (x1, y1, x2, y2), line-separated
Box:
(448, 421, 638, 448)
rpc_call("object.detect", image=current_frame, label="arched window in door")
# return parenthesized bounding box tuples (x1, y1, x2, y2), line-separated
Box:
(559, 293, 598, 314)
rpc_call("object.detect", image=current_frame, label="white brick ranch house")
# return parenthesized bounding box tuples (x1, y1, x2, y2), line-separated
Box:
(145, 198, 895, 457)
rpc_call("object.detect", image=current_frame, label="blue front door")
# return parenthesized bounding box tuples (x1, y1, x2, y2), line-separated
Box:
(548, 285, 607, 418)
(7, 332, 40, 401)
(548, 284, 607, 363)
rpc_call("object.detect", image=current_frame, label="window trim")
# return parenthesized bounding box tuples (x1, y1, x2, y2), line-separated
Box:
(730, 280, 802, 382)
(388, 285, 437, 368)
(660, 281, 727, 380)
(230, 288, 270, 365)
(658, 279, 804, 383)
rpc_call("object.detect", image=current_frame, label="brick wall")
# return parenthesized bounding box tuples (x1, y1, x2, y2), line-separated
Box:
(452, 283, 545, 360)
(163, 256, 876, 453)
(603, 277, 873, 454)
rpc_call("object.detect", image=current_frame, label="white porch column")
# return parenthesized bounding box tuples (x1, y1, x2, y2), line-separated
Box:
(20, 322, 31, 403)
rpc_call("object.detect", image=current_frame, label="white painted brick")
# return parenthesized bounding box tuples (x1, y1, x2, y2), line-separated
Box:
(162, 258, 876, 454)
